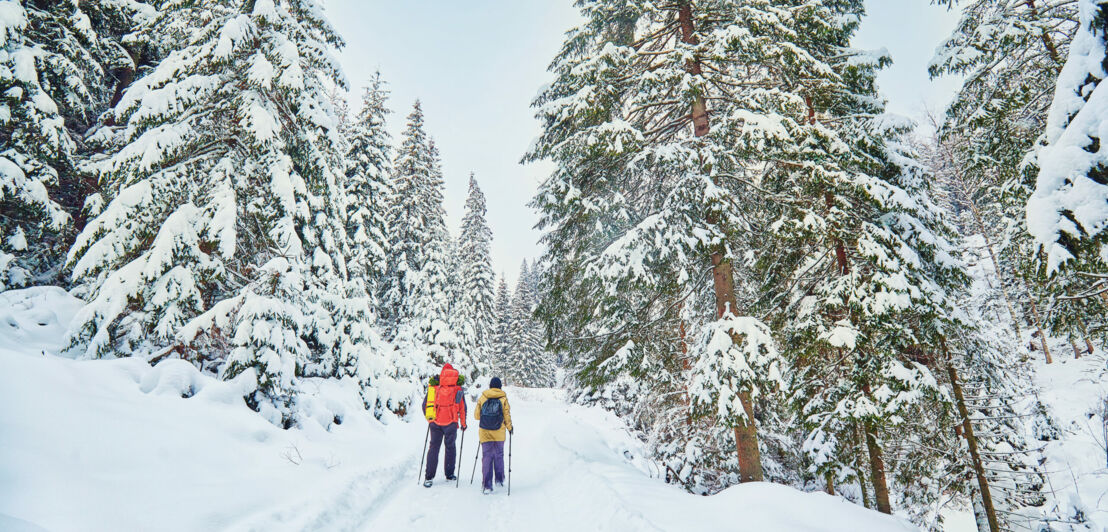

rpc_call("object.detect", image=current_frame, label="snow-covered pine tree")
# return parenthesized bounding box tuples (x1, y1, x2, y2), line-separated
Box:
(66, 0, 356, 423)
(380, 101, 433, 337)
(383, 102, 481, 379)
(748, 1, 970, 515)
(455, 173, 497, 367)
(1030, 0, 1108, 309)
(328, 85, 350, 140)
(344, 71, 392, 302)
(0, 0, 142, 290)
(930, 0, 1081, 361)
(527, 0, 803, 486)
(502, 260, 550, 387)
(333, 72, 413, 417)
(491, 272, 511, 376)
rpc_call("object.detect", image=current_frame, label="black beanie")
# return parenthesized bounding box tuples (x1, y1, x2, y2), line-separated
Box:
(490, 377, 502, 389)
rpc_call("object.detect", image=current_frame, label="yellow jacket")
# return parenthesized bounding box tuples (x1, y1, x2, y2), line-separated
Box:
(474, 388, 512, 443)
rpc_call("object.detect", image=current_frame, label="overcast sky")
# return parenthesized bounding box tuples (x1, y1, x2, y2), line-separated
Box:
(324, 1, 964, 286)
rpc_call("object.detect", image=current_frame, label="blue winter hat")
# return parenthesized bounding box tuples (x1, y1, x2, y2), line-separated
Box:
(490, 377, 502, 389)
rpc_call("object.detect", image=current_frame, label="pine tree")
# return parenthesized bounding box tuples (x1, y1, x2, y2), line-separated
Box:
(930, 0, 1081, 361)
(66, 0, 355, 422)
(344, 71, 393, 301)
(503, 260, 550, 387)
(0, 0, 141, 290)
(491, 272, 511, 376)
(527, 0, 836, 486)
(747, 1, 972, 515)
(1030, 0, 1108, 298)
(382, 101, 481, 378)
(456, 173, 497, 368)
(380, 101, 435, 337)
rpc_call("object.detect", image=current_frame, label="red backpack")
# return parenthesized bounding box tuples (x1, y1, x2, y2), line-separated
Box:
(433, 365, 461, 426)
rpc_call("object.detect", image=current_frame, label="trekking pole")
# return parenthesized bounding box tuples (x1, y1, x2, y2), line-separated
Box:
(470, 440, 481, 485)
(417, 424, 430, 485)
(508, 431, 513, 496)
(457, 427, 465, 488)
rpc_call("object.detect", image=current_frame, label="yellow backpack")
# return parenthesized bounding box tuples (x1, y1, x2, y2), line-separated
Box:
(424, 382, 437, 421)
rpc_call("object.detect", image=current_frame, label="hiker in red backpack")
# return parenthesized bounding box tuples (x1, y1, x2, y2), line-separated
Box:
(422, 363, 467, 487)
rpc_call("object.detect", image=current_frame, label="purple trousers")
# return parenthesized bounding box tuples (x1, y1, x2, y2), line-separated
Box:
(481, 441, 505, 490)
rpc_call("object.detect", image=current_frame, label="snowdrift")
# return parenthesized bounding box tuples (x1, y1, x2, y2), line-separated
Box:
(1, 287, 913, 531)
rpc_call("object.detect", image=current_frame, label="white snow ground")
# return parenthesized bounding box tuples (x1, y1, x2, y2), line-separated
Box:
(1031, 348, 1108, 529)
(0, 286, 915, 532)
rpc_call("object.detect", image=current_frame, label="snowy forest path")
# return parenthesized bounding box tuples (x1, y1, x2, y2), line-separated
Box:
(232, 387, 914, 532)
(339, 387, 677, 531)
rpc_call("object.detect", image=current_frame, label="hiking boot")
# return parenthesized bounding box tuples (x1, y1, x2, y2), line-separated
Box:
(423, 480, 433, 488)
(446, 475, 457, 481)
(482, 488, 493, 495)
(496, 481, 504, 488)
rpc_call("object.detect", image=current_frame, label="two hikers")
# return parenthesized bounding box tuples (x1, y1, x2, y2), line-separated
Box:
(475, 377, 512, 495)
(423, 363, 467, 487)
(421, 364, 514, 495)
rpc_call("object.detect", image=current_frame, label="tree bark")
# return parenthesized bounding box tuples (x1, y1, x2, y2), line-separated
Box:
(1027, 295, 1053, 364)
(862, 417, 892, 515)
(854, 422, 872, 510)
(1079, 318, 1094, 357)
(679, 2, 763, 483)
(825, 472, 835, 495)
(859, 383, 892, 514)
(942, 340, 1000, 532)
(1025, 0, 1064, 69)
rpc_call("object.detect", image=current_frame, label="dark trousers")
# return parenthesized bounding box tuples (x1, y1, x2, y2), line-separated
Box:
(481, 441, 505, 490)
(425, 422, 458, 480)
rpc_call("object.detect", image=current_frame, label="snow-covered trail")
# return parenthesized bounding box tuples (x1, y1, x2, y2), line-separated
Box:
(234, 388, 911, 532)
(1, 287, 912, 532)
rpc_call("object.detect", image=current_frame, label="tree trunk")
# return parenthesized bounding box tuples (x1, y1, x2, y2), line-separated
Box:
(854, 422, 872, 510)
(1071, 338, 1082, 359)
(862, 418, 892, 515)
(825, 471, 835, 495)
(1027, 295, 1053, 364)
(678, 300, 692, 426)
(942, 340, 1000, 532)
(1025, 0, 1064, 69)
(679, 2, 762, 483)
(1079, 318, 1094, 356)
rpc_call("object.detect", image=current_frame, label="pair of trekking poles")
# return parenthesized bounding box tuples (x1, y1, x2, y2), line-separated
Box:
(416, 425, 512, 495)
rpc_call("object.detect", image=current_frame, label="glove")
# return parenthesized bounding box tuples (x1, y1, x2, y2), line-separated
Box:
(461, 425, 467, 432)
(509, 428, 514, 435)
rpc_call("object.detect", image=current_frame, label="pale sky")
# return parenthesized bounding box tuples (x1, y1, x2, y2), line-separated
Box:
(324, 1, 963, 286)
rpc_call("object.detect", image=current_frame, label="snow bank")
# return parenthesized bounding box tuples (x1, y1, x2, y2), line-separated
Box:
(0, 287, 82, 357)
(1032, 351, 1108, 529)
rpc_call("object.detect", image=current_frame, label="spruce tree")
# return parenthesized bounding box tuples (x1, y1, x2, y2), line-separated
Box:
(0, 0, 140, 289)
(456, 173, 497, 367)
(527, 0, 817, 486)
(66, 0, 355, 423)
(491, 272, 511, 376)
(380, 101, 435, 338)
(1030, 0, 1108, 295)
(749, 1, 971, 514)
(930, 0, 1080, 360)
(344, 71, 393, 301)
(503, 260, 550, 386)
(383, 101, 481, 378)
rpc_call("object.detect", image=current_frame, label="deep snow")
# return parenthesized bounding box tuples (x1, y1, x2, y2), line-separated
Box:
(0, 286, 917, 532)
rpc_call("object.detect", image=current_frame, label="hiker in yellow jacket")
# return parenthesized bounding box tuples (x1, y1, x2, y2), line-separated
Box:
(474, 377, 512, 494)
